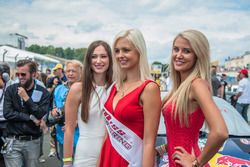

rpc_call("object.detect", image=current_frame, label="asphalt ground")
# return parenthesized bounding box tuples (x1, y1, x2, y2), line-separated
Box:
(39, 132, 61, 167)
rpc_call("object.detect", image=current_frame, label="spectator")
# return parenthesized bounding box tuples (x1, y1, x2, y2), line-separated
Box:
(39, 72, 48, 86)
(47, 76, 60, 93)
(234, 69, 250, 122)
(211, 65, 221, 96)
(3, 59, 50, 167)
(51, 60, 83, 167)
(219, 73, 228, 100)
(36, 71, 49, 163)
(46, 75, 61, 159)
(46, 68, 51, 76)
(0, 62, 12, 166)
(53, 64, 67, 84)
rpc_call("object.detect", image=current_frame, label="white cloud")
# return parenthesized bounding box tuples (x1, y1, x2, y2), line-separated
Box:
(0, 0, 249, 64)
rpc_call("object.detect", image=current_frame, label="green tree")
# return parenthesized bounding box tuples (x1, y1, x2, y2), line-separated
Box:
(46, 45, 56, 55)
(152, 61, 162, 65)
(55, 47, 64, 58)
(64, 47, 74, 59)
(162, 64, 169, 72)
(26, 44, 87, 61)
(74, 48, 86, 61)
(27, 44, 41, 53)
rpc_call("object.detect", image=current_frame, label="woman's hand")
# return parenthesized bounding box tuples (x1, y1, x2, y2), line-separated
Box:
(173, 146, 195, 167)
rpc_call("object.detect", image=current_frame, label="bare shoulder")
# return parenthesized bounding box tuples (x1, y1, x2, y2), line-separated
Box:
(70, 82, 82, 93)
(191, 78, 209, 90)
(144, 81, 160, 93)
(191, 78, 211, 98)
(141, 81, 160, 100)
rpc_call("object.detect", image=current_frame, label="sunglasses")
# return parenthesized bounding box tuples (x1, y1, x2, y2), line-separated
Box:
(16, 72, 27, 77)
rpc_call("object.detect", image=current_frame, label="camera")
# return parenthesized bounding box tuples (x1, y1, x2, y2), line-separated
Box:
(46, 108, 65, 127)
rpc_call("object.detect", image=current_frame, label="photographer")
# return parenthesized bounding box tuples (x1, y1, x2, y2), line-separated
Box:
(48, 60, 82, 167)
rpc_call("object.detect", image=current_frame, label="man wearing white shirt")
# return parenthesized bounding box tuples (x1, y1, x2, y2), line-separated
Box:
(234, 69, 250, 122)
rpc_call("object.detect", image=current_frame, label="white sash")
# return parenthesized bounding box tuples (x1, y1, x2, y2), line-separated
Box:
(103, 107, 143, 167)
(101, 83, 143, 167)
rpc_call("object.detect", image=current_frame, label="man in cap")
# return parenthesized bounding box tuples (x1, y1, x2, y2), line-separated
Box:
(53, 63, 67, 84)
(234, 69, 250, 122)
(46, 63, 67, 89)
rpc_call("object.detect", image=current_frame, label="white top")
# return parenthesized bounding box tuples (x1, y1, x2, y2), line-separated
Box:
(237, 78, 250, 104)
(73, 86, 107, 167)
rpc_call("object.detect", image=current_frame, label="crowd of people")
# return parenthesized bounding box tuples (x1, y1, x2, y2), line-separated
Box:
(211, 66, 250, 123)
(0, 28, 249, 167)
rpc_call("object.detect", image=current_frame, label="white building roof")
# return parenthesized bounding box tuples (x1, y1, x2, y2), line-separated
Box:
(0, 45, 59, 64)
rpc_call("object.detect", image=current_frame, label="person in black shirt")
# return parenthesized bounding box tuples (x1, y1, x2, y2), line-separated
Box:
(220, 73, 228, 100)
(211, 65, 221, 96)
(3, 59, 50, 167)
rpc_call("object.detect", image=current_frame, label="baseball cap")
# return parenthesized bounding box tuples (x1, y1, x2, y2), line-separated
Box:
(53, 63, 63, 70)
(239, 69, 248, 75)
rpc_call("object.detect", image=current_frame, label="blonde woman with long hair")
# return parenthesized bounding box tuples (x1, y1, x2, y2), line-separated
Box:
(162, 30, 228, 167)
(99, 29, 161, 167)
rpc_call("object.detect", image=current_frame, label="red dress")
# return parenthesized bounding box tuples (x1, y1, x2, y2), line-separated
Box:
(99, 80, 153, 167)
(163, 103, 206, 167)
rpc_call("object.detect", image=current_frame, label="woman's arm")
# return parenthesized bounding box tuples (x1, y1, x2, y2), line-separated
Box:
(141, 82, 161, 167)
(63, 83, 82, 165)
(192, 79, 228, 166)
(96, 130, 107, 167)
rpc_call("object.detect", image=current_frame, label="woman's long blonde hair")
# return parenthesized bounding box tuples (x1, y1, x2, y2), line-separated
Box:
(112, 29, 152, 89)
(165, 29, 211, 127)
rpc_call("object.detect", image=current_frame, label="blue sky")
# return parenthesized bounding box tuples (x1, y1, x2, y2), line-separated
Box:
(0, 0, 250, 64)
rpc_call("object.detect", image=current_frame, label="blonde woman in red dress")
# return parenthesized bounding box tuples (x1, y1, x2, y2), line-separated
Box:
(99, 29, 161, 167)
(162, 30, 228, 167)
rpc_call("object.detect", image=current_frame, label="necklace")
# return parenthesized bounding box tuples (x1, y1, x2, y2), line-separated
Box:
(119, 81, 140, 97)
(120, 89, 127, 97)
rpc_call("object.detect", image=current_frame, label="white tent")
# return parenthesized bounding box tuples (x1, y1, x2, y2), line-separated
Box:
(158, 92, 250, 136)
(0, 45, 59, 70)
(0, 45, 34, 62)
(201, 96, 250, 136)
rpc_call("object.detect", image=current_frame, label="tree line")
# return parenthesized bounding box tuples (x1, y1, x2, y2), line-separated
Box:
(26, 44, 87, 61)
(26, 44, 169, 72)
